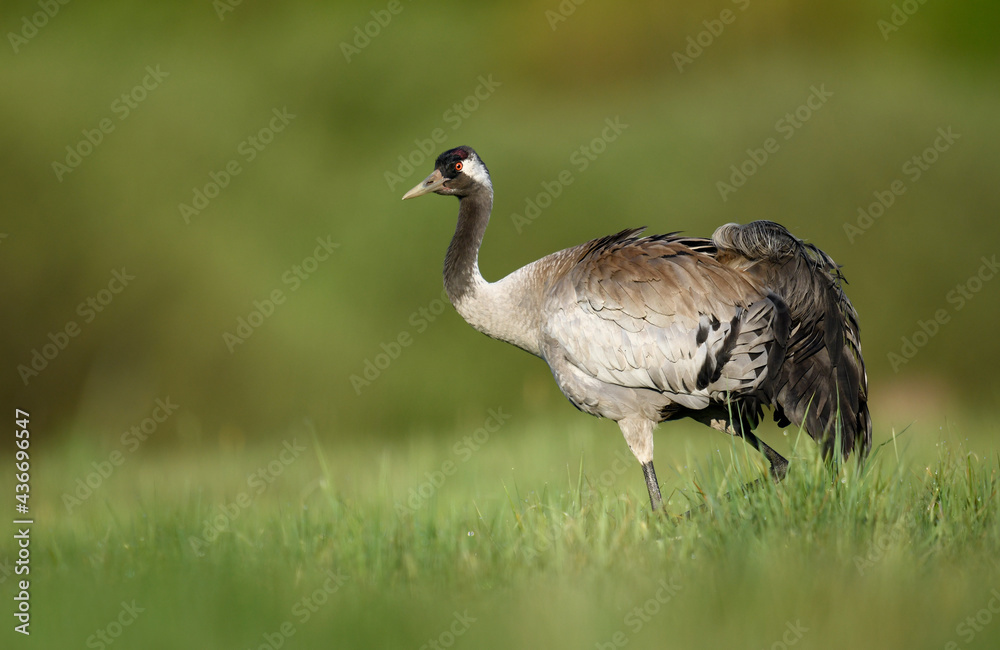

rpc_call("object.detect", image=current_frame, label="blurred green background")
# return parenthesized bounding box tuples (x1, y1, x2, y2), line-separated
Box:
(4, 0, 999, 447)
(4, 3, 1000, 650)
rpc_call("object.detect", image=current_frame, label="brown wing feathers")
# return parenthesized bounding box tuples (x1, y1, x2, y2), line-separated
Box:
(547, 222, 868, 461)
(551, 232, 788, 408)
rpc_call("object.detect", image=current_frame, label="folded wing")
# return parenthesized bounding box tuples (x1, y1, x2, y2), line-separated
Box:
(541, 230, 789, 416)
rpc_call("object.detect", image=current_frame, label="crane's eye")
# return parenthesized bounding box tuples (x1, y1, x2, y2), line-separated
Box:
(454, 161, 463, 172)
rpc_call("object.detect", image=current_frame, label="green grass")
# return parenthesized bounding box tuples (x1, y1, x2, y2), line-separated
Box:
(7, 418, 1000, 649)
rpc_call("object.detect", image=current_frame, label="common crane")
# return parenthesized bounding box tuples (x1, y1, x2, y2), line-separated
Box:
(403, 146, 870, 511)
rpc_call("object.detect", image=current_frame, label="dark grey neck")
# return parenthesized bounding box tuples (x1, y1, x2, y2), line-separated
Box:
(443, 189, 493, 304)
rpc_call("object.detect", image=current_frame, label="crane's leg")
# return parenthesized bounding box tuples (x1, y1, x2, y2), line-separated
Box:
(619, 418, 662, 510)
(641, 461, 663, 511)
(674, 411, 790, 519)
(692, 410, 789, 484)
(737, 430, 788, 483)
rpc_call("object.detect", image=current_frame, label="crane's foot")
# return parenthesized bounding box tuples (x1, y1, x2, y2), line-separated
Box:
(675, 413, 790, 519)
(761, 444, 789, 483)
(679, 452, 789, 519)
(678, 481, 762, 520)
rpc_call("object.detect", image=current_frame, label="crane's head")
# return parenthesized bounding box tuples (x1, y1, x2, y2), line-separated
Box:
(402, 146, 491, 200)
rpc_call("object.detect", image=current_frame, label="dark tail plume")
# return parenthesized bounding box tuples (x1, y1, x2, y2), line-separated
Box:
(713, 221, 871, 458)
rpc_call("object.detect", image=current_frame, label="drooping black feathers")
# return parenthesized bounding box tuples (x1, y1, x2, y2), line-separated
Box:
(712, 220, 871, 458)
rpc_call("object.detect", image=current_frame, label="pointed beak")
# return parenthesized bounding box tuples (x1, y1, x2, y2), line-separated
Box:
(402, 168, 448, 200)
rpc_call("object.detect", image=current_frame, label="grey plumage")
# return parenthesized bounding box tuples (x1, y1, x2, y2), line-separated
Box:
(403, 146, 870, 511)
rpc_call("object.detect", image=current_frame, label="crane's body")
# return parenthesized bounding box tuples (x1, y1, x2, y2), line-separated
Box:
(404, 146, 870, 510)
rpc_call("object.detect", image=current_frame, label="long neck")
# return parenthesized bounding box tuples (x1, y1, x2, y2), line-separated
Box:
(442, 189, 545, 357)
(443, 189, 492, 305)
